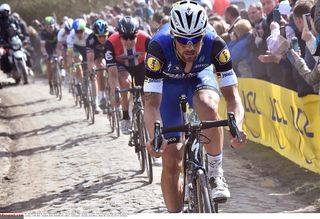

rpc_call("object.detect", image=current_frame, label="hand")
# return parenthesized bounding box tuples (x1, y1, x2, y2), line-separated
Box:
(289, 49, 300, 61)
(301, 28, 313, 42)
(0, 47, 6, 56)
(258, 54, 282, 64)
(146, 138, 168, 158)
(230, 130, 248, 149)
(270, 21, 280, 31)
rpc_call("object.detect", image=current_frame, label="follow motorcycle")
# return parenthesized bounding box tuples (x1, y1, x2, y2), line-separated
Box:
(6, 35, 33, 84)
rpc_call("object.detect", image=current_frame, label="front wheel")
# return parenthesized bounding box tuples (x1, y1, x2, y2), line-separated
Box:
(138, 112, 153, 184)
(115, 107, 121, 137)
(196, 169, 215, 213)
(16, 59, 28, 84)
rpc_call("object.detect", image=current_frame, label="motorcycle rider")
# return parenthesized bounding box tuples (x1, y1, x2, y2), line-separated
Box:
(0, 3, 23, 75)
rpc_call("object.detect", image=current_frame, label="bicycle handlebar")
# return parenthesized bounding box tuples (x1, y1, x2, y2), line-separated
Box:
(153, 112, 243, 152)
(92, 67, 109, 73)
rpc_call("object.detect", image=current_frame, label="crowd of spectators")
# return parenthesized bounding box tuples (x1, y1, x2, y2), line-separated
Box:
(215, 0, 319, 97)
(6, 0, 320, 97)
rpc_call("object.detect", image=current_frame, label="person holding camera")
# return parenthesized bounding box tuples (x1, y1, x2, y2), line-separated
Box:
(291, 1, 318, 96)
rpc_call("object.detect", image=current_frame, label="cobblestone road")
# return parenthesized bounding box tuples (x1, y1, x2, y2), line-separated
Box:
(0, 78, 319, 216)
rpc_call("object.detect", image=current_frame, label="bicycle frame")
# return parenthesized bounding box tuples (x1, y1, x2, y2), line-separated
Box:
(117, 85, 153, 183)
(50, 55, 62, 100)
(153, 94, 242, 212)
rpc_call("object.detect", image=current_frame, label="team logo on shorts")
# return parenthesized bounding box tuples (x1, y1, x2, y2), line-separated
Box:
(216, 48, 231, 65)
(146, 55, 162, 72)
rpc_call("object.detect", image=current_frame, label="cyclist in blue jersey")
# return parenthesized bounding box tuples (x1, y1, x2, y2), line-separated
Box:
(144, 0, 248, 213)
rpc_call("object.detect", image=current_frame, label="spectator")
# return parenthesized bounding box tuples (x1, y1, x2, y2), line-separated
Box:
(314, 0, 320, 33)
(290, 48, 320, 94)
(260, 0, 279, 38)
(210, 16, 228, 36)
(248, 2, 264, 26)
(240, 9, 250, 22)
(224, 5, 241, 34)
(258, 21, 297, 90)
(228, 19, 255, 77)
(150, 11, 165, 34)
(291, 1, 318, 96)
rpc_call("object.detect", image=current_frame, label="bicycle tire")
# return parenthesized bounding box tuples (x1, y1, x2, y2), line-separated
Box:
(83, 79, 90, 120)
(105, 87, 114, 132)
(135, 113, 145, 173)
(57, 72, 62, 101)
(138, 111, 153, 184)
(52, 63, 59, 98)
(71, 79, 78, 107)
(88, 82, 95, 124)
(115, 107, 121, 137)
(196, 169, 214, 213)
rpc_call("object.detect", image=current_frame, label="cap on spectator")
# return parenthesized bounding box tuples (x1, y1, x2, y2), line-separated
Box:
(279, 0, 291, 15)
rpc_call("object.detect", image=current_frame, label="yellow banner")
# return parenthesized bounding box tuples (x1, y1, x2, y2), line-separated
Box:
(219, 78, 320, 174)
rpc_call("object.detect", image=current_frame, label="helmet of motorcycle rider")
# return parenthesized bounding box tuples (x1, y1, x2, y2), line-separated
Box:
(0, 3, 11, 16)
(117, 16, 139, 36)
(72, 18, 86, 32)
(93, 19, 109, 36)
(63, 18, 74, 31)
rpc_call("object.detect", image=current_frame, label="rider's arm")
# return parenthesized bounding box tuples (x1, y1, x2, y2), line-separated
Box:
(66, 31, 74, 68)
(144, 40, 166, 137)
(211, 36, 247, 146)
(105, 40, 120, 96)
(56, 29, 65, 57)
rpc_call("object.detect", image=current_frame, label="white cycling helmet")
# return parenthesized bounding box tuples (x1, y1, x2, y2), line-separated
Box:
(170, 0, 208, 38)
(63, 18, 74, 31)
(0, 3, 11, 14)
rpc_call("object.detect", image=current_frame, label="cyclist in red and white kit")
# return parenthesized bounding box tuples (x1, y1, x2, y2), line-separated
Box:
(104, 16, 151, 135)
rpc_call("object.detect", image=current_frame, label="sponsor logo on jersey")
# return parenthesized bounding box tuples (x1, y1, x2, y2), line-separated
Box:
(217, 70, 234, 80)
(146, 55, 162, 72)
(105, 50, 113, 61)
(216, 48, 231, 65)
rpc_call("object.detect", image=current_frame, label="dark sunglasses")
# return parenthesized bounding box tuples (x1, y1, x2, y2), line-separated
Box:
(96, 34, 108, 38)
(121, 35, 136, 40)
(175, 35, 203, 45)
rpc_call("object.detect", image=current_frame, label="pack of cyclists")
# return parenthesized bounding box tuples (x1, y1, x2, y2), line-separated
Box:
(0, 0, 248, 213)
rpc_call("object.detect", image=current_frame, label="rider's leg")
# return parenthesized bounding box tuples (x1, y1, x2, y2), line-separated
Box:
(161, 142, 184, 212)
(46, 59, 53, 94)
(118, 70, 131, 134)
(159, 80, 187, 212)
(118, 70, 131, 119)
(95, 58, 107, 108)
(73, 53, 83, 95)
(191, 66, 229, 201)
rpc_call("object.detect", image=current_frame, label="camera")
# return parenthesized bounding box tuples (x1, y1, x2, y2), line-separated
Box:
(280, 25, 286, 38)
(273, 9, 281, 24)
(302, 13, 312, 31)
(290, 37, 299, 52)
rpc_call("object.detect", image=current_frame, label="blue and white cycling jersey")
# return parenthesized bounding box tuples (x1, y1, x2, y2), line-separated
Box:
(66, 27, 92, 49)
(143, 23, 239, 142)
(144, 23, 237, 93)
